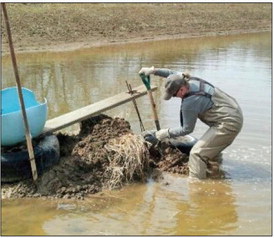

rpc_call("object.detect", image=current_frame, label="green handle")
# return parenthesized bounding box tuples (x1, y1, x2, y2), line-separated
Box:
(139, 73, 151, 90)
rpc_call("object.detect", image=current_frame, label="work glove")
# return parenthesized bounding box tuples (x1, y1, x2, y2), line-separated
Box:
(155, 128, 170, 141)
(142, 130, 158, 145)
(142, 128, 170, 145)
(139, 66, 155, 76)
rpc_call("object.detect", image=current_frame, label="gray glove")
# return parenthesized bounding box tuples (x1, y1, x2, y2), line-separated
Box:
(142, 130, 158, 145)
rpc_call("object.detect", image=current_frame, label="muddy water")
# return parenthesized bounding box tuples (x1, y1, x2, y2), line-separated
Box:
(2, 32, 271, 235)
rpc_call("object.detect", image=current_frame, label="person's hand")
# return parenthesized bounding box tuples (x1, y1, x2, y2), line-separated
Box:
(142, 130, 156, 137)
(139, 66, 155, 76)
(142, 130, 158, 145)
(155, 128, 170, 140)
(142, 129, 170, 145)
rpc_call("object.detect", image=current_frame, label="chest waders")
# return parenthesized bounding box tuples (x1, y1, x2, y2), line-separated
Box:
(180, 77, 214, 126)
(182, 77, 243, 179)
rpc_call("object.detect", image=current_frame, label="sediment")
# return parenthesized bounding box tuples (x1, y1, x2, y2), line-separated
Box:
(1, 114, 190, 200)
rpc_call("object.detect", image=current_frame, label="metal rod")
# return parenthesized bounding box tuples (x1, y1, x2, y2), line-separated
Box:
(125, 81, 145, 132)
(2, 3, 38, 181)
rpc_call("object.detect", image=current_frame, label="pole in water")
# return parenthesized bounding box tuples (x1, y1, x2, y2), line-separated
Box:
(125, 81, 145, 132)
(2, 3, 38, 182)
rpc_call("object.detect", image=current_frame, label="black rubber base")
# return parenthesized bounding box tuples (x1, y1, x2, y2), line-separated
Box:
(1, 135, 60, 183)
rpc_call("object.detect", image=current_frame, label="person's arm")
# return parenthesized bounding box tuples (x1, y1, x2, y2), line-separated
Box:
(154, 68, 178, 78)
(155, 97, 211, 140)
(139, 66, 181, 78)
(154, 108, 198, 140)
(168, 96, 213, 138)
(168, 109, 198, 137)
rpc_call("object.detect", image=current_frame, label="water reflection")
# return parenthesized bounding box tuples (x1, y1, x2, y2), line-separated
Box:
(176, 180, 237, 235)
(2, 32, 271, 124)
(1, 32, 271, 235)
(40, 178, 237, 236)
(1, 199, 65, 235)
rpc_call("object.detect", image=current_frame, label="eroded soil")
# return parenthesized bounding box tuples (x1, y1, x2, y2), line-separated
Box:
(1, 114, 189, 200)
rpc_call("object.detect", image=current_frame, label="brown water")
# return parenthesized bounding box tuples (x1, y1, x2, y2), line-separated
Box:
(1, 32, 272, 235)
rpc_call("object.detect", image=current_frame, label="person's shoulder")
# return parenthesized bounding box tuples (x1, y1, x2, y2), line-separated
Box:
(183, 94, 210, 104)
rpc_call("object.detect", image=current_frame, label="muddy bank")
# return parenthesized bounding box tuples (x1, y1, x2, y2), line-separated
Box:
(1, 3, 271, 54)
(2, 114, 190, 200)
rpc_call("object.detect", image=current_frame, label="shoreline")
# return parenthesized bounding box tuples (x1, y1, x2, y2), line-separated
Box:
(2, 29, 270, 56)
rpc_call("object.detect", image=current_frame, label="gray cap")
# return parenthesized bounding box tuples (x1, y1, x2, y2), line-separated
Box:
(163, 74, 187, 100)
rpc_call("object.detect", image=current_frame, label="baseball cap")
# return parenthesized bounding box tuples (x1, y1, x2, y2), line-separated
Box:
(163, 74, 187, 100)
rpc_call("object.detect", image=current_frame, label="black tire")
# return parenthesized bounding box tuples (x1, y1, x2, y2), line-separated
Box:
(1, 135, 60, 183)
(168, 135, 198, 155)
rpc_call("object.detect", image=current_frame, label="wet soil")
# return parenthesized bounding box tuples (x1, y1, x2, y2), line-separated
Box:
(1, 114, 190, 200)
(1, 3, 271, 55)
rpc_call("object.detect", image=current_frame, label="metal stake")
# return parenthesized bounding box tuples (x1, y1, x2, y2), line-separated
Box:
(126, 81, 145, 132)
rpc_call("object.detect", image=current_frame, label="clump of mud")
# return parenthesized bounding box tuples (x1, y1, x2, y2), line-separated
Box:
(158, 146, 189, 175)
(1, 114, 190, 200)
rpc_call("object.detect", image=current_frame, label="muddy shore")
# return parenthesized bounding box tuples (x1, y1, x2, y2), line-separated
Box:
(2, 115, 192, 200)
(1, 3, 271, 55)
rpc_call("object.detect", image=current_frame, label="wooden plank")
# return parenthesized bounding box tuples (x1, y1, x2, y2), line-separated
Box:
(42, 84, 157, 135)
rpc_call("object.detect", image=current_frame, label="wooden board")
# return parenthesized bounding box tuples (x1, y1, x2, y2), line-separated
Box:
(42, 84, 157, 135)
